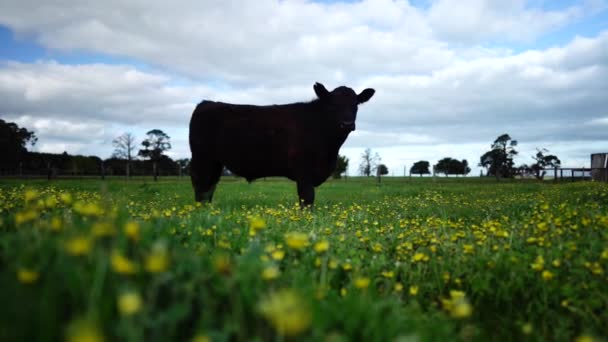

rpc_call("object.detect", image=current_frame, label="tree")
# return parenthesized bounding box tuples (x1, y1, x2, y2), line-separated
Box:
(410, 161, 430, 177)
(112, 132, 137, 177)
(460, 159, 471, 176)
(0, 119, 37, 174)
(530, 148, 561, 180)
(434, 158, 471, 176)
(359, 148, 380, 176)
(332, 155, 349, 179)
(138, 129, 171, 181)
(479, 134, 518, 179)
(376, 164, 388, 176)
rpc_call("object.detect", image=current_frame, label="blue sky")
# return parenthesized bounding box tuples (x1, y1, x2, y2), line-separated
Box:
(1, 0, 607, 175)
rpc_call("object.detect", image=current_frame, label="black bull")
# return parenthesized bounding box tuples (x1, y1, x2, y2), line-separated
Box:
(189, 82, 375, 207)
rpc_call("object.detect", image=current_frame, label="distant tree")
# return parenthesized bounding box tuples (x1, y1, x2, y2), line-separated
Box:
(515, 164, 532, 178)
(460, 159, 471, 176)
(530, 148, 561, 180)
(435, 158, 471, 176)
(0, 119, 37, 174)
(112, 132, 137, 177)
(479, 134, 518, 180)
(359, 148, 380, 176)
(332, 155, 349, 179)
(410, 160, 431, 177)
(376, 164, 388, 176)
(435, 157, 454, 176)
(138, 129, 171, 181)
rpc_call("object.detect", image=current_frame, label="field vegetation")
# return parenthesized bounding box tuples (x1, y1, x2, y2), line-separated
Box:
(1, 177, 607, 341)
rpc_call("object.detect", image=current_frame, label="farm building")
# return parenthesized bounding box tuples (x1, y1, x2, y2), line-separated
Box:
(591, 153, 608, 182)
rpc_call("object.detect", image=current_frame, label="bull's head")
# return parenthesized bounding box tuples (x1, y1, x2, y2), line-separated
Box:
(314, 82, 375, 133)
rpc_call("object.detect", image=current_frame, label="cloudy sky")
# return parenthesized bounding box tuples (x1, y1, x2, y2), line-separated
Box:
(1, 0, 607, 176)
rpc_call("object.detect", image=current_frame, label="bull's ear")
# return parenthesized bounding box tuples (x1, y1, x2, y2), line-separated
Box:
(314, 82, 329, 100)
(357, 88, 375, 104)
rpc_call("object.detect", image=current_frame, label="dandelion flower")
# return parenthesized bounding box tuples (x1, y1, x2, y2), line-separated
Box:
(354, 277, 370, 289)
(118, 291, 143, 316)
(66, 318, 104, 342)
(124, 221, 140, 241)
(313, 240, 329, 253)
(258, 289, 311, 337)
(17, 268, 39, 284)
(65, 237, 92, 256)
(111, 251, 138, 275)
(285, 232, 309, 250)
(271, 250, 285, 261)
(262, 266, 281, 281)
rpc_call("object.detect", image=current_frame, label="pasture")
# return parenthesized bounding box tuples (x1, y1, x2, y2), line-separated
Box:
(0, 177, 607, 341)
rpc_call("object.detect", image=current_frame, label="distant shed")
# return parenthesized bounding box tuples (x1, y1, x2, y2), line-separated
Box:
(591, 153, 608, 182)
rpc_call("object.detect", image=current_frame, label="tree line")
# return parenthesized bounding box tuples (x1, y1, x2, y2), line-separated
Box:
(1, 119, 561, 181)
(343, 133, 560, 180)
(0, 119, 190, 180)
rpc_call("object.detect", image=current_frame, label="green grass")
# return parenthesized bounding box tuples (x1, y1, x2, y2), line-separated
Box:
(1, 176, 607, 341)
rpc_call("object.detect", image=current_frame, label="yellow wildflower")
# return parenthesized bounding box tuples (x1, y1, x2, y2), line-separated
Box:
(258, 289, 311, 337)
(521, 323, 533, 335)
(91, 222, 116, 238)
(111, 251, 138, 275)
(412, 252, 429, 262)
(443, 290, 472, 319)
(394, 282, 404, 292)
(118, 291, 143, 316)
(24, 189, 39, 203)
(73, 201, 104, 217)
(463, 244, 474, 254)
(66, 318, 105, 342)
(15, 210, 38, 225)
(17, 268, 39, 284)
(249, 216, 266, 236)
(354, 277, 370, 289)
(285, 232, 309, 250)
(542, 270, 554, 281)
(313, 240, 329, 253)
(50, 216, 62, 231)
(381, 270, 394, 278)
(145, 246, 170, 273)
(409, 285, 419, 296)
(213, 254, 231, 275)
(65, 237, 92, 256)
(192, 334, 211, 342)
(262, 266, 281, 281)
(271, 250, 285, 261)
(60, 192, 73, 205)
(124, 221, 140, 241)
(531, 256, 544, 271)
(575, 335, 596, 342)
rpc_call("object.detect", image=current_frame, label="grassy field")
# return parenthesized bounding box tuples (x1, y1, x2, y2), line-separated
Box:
(0, 176, 607, 341)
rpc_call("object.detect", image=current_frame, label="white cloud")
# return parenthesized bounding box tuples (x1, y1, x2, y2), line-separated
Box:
(427, 0, 595, 43)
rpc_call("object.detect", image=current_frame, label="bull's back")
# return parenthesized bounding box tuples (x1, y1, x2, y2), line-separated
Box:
(189, 101, 299, 178)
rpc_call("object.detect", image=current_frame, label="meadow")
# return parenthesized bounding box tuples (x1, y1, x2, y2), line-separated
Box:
(0, 176, 606, 341)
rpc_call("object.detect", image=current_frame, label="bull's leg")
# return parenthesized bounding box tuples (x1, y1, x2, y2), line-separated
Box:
(190, 157, 223, 203)
(296, 180, 315, 209)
